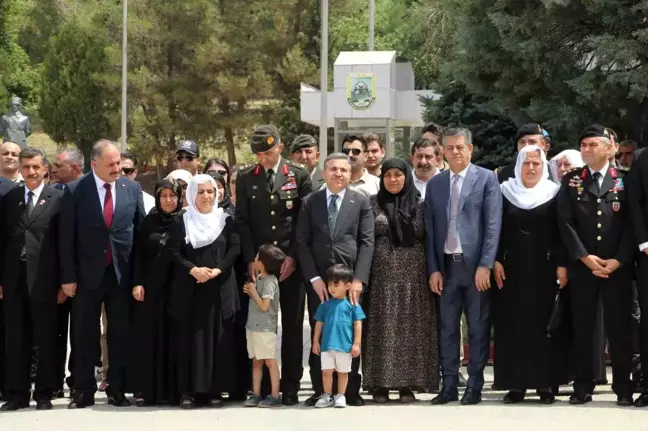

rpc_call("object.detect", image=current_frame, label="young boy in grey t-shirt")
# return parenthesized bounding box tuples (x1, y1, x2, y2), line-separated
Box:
(243, 244, 286, 408)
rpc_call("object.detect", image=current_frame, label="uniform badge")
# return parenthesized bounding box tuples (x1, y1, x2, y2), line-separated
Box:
(280, 182, 297, 191)
(612, 202, 621, 212)
(282, 164, 289, 176)
(286, 200, 293, 210)
(288, 171, 295, 177)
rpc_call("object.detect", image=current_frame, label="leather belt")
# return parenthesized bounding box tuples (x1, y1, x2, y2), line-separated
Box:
(445, 253, 464, 262)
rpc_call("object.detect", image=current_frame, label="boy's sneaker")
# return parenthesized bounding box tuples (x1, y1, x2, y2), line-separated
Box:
(244, 394, 262, 407)
(334, 394, 347, 408)
(258, 395, 282, 408)
(315, 393, 334, 408)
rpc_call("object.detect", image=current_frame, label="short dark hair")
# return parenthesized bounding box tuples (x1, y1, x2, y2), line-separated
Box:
(606, 127, 618, 142)
(363, 132, 383, 149)
(204, 158, 230, 176)
(19, 147, 45, 163)
(257, 244, 286, 277)
(620, 139, 638, 150)
(422, 122, 443, 138)
(341, 134, 368, 151)
(121, 152, 138, 167)
(411, 137, 440, 156)
(325, 264, 354, 284)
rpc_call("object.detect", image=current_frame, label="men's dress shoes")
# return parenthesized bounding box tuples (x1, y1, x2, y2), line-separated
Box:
(0, 399, 30, 411)
(431, 391, 459, 405)
(282, 392, 299, 406)
(634, 393, 648, 407)
(304, 393, 322, 407)
(69, 389, 76, 399)
(617, 396, 634, 407)
(68, 395, 95, 409)
(53, 389, 65, 399)
(569, 391, 592, 405)
(458, 372, 467, 388)
(36, 400, 53, 410)
(461, 390, 482, 405)
(346, 395, 365, 406)
(107, 393, 131, 407)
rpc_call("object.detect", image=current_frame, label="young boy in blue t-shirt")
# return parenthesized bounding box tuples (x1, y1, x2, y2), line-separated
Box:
(312, 264, 366, 408)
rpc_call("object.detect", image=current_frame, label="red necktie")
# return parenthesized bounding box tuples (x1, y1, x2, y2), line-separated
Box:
(103, 183, 113, 265)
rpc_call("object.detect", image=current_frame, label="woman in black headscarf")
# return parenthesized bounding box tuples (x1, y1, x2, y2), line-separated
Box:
(363, 158, 439, 403)
(128, 179, 184, 406)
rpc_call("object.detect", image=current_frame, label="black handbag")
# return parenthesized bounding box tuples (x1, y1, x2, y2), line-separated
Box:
(546, 289, 564, 338)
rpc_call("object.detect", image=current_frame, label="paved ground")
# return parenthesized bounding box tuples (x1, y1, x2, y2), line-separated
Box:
(3, 314, 645, 430)
(0, 368, 642, 431)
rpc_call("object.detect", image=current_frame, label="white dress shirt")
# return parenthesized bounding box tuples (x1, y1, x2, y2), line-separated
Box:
(93, 171, 116, 212)
(310, 187, 348, 285)
(349, 169, 380, 197)
(589, 163, 608, 189)
(413, 169, 439, 201)
(444, 165, 470, 254)
(25, 181, 45, 205)
(142, 191, 155, 214)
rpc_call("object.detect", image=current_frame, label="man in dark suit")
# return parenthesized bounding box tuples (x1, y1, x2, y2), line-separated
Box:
(290, 134, 325, 190)
(236, 125, 312, 405)
(425, 127, 502, 405)
(0, 175, 17, 401)
(51, 147, 85, 398)
(559, 125, 634, 406)
(59, 140, 145, 408)
(296, 152, 375, 406)
(0, 147, 63, 411)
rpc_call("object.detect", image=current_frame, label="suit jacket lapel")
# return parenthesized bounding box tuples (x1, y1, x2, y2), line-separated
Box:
(313, 189, 330, 236)
(85, 175, 107, 228)
(24, 185, 50, 227)
(271, 159, 288, 194)
(333, 190, 353, 240)
(114, 178, 128, 224)
(458, 165, 477, 213)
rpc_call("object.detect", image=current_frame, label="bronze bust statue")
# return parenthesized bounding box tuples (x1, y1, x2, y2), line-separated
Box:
(0, 96, 31, 148)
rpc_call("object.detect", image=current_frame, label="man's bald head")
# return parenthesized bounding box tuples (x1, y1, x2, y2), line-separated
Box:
(91, 139, 121, 183)
(0, 141, 21, 177)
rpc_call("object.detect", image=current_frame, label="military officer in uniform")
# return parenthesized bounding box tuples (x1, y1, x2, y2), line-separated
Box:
(557, 124, 635, 406)
(235, 125, 313, 405)
(290, 134, 325, 190)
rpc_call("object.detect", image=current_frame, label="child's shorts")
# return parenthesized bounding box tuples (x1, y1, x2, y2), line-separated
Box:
(321, 350, 352, 373)
(246, 329, 277, 360)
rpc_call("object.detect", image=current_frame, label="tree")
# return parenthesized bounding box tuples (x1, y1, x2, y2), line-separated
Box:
(437, 0, 648, 145)
(423, 80, 518, 169)
(40, 17, 114, 164)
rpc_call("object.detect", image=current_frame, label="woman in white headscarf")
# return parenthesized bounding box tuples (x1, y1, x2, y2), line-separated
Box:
(492, 145, 569, 405)
(167, 174, 240, 409)
(166, 169, 194, 207)
(550, 149, 584, 183)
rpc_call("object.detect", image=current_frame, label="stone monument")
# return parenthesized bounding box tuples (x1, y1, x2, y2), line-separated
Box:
(0, 96, 31, 148)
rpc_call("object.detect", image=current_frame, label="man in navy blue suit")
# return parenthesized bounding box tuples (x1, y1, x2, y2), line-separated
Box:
(424, 127, 502, 405)
(59, 140, 145, 408)
(0, 175, 17, 401)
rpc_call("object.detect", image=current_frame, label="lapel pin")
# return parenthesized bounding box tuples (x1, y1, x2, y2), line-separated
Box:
(19, 201, 23, 206)
(350, 200, 354, 204)
(39, 199, 45, 206)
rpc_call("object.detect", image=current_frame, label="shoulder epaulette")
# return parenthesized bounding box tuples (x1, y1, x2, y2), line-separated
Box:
(238, 164, 255, 172)
(286, 160, 308, 171)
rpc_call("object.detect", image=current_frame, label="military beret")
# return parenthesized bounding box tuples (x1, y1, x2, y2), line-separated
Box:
(290, 134, 318, 154)
(579, 124, 611, 143)
(515, 123, 545, 142)
(251, 125, 281, 154)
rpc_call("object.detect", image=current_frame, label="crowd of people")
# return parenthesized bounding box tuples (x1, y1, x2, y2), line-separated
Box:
(0, 119, 647, 412)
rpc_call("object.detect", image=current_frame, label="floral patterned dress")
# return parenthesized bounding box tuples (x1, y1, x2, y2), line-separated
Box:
(363, 197, 439, 392)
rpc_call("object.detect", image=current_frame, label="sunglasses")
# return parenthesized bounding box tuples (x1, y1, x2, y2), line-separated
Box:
(207, 169, 228, 177)
(342, 148, 362, 156)
(122, 167, 136, 175)
(177, 155, 195, 162)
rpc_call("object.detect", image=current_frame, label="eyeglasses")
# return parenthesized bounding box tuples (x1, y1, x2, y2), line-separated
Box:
(342, 148, 362, 156)
(207, 169, 228, 177)
(122, 167, 135, 175)
(177, 155, 195, 162)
